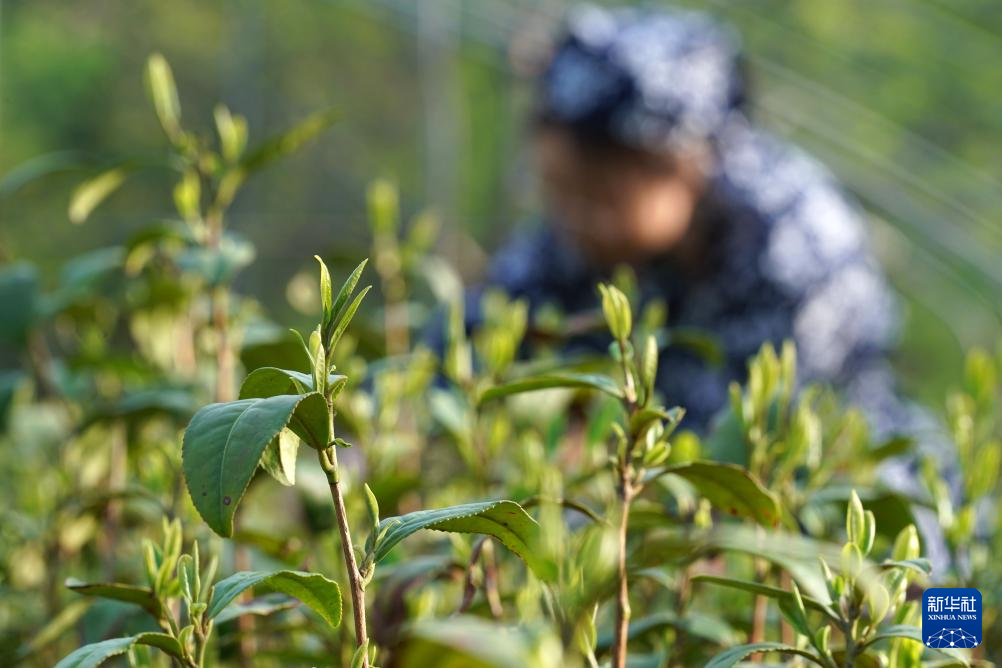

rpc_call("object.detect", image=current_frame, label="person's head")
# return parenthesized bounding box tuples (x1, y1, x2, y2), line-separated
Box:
(533, 6, 746, 267)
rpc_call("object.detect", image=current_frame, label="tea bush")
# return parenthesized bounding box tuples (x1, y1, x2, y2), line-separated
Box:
(0, 55, 998, 668)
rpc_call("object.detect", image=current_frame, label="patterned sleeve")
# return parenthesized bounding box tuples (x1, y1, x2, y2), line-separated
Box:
(717, 123, 914, 438)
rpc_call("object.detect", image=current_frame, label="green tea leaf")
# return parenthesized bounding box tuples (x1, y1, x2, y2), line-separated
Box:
(706, 642, 825, 667)
(240, 366, 347, 399)
(331, 259, 369, 322)
(56, 637, 135, 668)
(650, 461, 782, 526)
(629, 406, 684, 438)
(259, 429, 299, 486)
(598, 283, 632, 342)
(285, 392, 330, 449)
(315, 255, 333, 327)
(55, 633, 183, 668)
(372, 500, 555, 581)
(145, 53, 182, 139)
(182, 393, 326, 536)
(478, 372, 622, 405)
(214, 104, 248, 163)
(207, 570, 341, 628)
(329, 285, 371, 350)
(69, 168, 128, 224)
(64, 579, 164, 619)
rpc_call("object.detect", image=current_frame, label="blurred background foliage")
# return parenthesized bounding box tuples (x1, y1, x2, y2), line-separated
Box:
(2, 0, 1000, 405)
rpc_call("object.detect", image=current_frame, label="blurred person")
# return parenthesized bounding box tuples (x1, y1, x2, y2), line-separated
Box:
(473, 5, 919, 441)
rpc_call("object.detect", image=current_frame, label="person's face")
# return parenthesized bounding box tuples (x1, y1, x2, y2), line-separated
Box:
(534, 128, 707, 267)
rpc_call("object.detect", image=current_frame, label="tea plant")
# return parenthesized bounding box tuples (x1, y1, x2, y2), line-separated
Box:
(56, 519, 343, 668)
(696, 492, 935, 667)
(180, 257, 550, 666)
(0, 52, 343, 665)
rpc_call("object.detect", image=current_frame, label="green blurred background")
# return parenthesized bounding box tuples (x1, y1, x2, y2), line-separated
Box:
(2, 0, 1000, 405)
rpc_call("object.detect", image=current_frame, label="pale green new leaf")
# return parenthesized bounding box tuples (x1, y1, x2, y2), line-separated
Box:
(332, 259, 369, 322)
(69, 168, 127, 224)
(315, 255, 333, 327)
(649, 461, 782, 527)
(371, 500, 555, 581)
(145, 53, 181, 139)
(214, 104, 247, 163)
(182, 393, 327, 536)
(259, 429, 299, 486)
(207, 570, 341, 629)
(329, 285, 371, 350)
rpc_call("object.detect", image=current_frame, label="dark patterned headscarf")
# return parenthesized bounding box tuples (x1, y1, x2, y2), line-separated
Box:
(538, 5, 746, 153)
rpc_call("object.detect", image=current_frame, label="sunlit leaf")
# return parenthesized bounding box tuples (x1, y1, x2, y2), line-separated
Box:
(69, 168, 128, 224)
(372, 500, 555, 581)
(648, 461, 782, 527)
(145, 53, 182, 139)
(259, 429, 299, 486)
(214, 104, 247, 163)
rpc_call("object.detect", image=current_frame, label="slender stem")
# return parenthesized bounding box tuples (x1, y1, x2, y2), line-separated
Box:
(481, 540, 503, 619)
(457, 536, 488, 614)
(613, 335, 638, 668)
(320, 447, 369, 667)
(613, 478, 633, 668)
